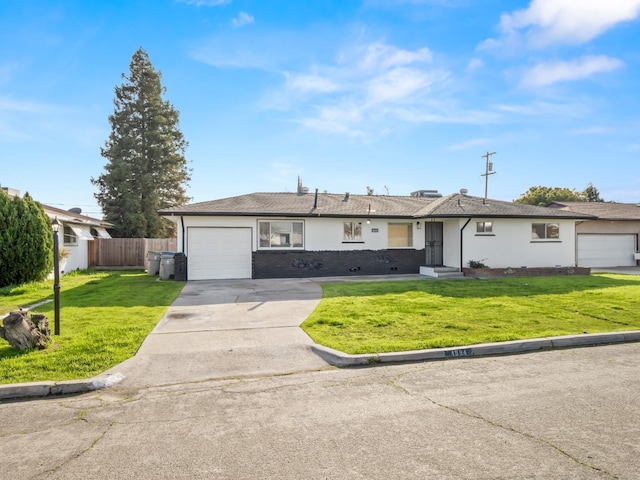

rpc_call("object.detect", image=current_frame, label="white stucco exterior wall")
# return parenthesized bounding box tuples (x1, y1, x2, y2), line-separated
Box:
(165, 215, 425, 254)
(61, 224, 92, 274)
(462, 218, 577, 269)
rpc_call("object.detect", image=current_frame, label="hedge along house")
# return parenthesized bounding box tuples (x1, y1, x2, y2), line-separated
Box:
(159, 188, 594, 281)
(2, 186, 112, 275)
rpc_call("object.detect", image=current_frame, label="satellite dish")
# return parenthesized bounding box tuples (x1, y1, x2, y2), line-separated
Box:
(459, 188, 468, 195)
(68, 207, 82, 214)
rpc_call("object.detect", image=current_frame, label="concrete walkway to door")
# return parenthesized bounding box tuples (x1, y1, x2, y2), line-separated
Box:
(109, 278, 332, 388)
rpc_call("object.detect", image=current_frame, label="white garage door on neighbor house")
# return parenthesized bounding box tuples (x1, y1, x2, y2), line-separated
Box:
(577, 234, 637, 267)
(187, 227, 252, 280)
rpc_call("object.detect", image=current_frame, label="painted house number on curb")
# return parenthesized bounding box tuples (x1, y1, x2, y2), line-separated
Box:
(445, 348, 473, 358)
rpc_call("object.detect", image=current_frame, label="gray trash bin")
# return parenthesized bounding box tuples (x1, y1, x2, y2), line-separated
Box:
(147, 251, 161, 276)
(159, 251, 175, 280)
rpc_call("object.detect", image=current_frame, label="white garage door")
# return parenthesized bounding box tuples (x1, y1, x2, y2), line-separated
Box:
(187, 227, 252, 280)
(577, 234, 637, 267)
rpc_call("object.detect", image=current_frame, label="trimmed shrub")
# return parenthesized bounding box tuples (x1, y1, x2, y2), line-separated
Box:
(0, 191, 53, 287)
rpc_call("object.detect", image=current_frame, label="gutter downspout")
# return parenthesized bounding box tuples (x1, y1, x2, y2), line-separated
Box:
(180, 216, 185, 253)
(460, 218, 471, 271)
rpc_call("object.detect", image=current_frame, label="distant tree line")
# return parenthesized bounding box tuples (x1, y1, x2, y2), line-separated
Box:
(514, 182, 604, 206)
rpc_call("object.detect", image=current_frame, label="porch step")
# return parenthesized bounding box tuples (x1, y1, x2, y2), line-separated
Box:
(419, 266, 465, 279)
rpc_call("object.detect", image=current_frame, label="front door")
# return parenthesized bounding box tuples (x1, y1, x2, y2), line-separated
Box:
(424, 222, 443, 266)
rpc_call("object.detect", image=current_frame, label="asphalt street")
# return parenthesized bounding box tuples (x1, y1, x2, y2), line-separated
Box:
(1, 342, 639, 480)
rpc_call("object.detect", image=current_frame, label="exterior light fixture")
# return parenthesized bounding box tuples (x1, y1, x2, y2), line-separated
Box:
(416, 221, 421, 229)
(51, 217, 61, 336)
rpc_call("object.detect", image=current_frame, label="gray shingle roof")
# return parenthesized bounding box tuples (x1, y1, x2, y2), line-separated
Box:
(418, 194, 595, 218)
(159, 192, 435, 218)
(549, 201, 640, 221)
(160, 192, 594, 220)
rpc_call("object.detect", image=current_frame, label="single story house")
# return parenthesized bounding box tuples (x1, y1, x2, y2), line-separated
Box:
(41, 204, 113, 274)
(2, 186, 112, 275)
(549, 201, 640, 267)
(159, 189, 593, 281)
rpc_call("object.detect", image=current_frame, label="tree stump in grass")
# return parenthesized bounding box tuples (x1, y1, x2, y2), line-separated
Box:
(0, 310, 51, 350)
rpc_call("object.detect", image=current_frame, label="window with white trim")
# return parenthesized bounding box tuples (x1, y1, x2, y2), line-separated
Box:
(476, 221, 493, 233)
(258, 221, 304, 248)
(388, 223, 413, 247)
(343, 222, 362, 241)
(63, 226, 77, 245)
(531, 223, 559, 239)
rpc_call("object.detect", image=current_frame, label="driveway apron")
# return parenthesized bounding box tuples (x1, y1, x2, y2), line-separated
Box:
(110, 278, 331, 387)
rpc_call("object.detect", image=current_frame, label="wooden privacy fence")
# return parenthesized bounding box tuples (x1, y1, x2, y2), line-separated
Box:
(88, 238, 177, 271)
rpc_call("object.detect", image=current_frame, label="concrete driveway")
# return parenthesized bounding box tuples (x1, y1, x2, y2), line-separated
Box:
(110, 278, 332, 387)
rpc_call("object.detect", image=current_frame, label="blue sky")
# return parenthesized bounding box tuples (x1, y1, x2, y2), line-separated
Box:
(1, 0, 639, 217)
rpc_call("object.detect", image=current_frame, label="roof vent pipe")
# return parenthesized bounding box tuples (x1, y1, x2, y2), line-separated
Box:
(313, 188, 319, 210)
(344, 192, 350, 201)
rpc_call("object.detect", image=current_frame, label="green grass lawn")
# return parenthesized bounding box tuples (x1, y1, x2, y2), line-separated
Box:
(0, 270, 184, 384)
(301, 273, 640, 355)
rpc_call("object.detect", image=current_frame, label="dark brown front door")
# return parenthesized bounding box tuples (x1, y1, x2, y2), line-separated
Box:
(424, 222, 443, 266)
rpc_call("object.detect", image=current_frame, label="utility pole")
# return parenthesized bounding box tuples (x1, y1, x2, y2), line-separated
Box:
(481, 151, 496, 204)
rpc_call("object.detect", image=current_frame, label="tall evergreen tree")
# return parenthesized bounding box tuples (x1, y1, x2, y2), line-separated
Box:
(582, 182, 604, 202)
(92, 48, 191, 238)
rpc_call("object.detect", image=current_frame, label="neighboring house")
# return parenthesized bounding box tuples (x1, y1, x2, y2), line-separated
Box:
(549, 201, 640, 267)
(41, 204, 113, 274)
(159, 189, 592, 281)
(2, 186, 112, 275)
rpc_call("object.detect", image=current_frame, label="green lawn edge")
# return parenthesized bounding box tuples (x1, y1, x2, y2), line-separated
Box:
(0, 270, 184, 384)
(301, 273, 640, 355)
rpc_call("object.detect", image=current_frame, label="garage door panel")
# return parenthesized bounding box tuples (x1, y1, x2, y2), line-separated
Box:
(577, 234, 636, 267)
(188, 228, 252, 280)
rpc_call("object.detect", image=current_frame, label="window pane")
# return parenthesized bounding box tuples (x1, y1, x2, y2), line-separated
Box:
(476, 222, 484, 233)
(344, 222, 353, 240)
(291, 222, 303, 247)
(547, 223, 559, 239)
(63, 226, 77, 245)
(531, 223, 546, 239)
(344, 222, 362, 241)
(259, 222, 270, 247)
(388, 223, 412, 247)
(259, 221, 303, 248)
(484, 221, 492, 233)
(353, 223, 362, 240)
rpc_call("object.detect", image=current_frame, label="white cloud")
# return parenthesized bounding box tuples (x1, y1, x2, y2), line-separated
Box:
(0, 96, 53, 113)
(177, 0, 231, 6)
(360, 42, 432, 70)
(520, 55, 624, 87)
(232, 11, 254, 28)
(297, 104, 365, 136)
(285, 73, 340, 93)
(466, 58, 483, 71)
(267, 40, 451, 135)
(491, 0, 640, 49)
(366, 68, 434, 104)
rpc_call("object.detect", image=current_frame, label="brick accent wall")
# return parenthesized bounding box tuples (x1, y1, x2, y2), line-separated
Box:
(253, 249, 426, 279)
(462, 266, 591, 278)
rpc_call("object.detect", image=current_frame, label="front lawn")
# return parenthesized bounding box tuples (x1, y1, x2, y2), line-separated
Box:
(0, 270, 184, 384)
(301, 274, 640, 354)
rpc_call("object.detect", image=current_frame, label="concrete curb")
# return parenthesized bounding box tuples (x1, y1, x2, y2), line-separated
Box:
(2, 331, 639, 400)
(0, 372, 125, 401)
(311, 331, 640, 367)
